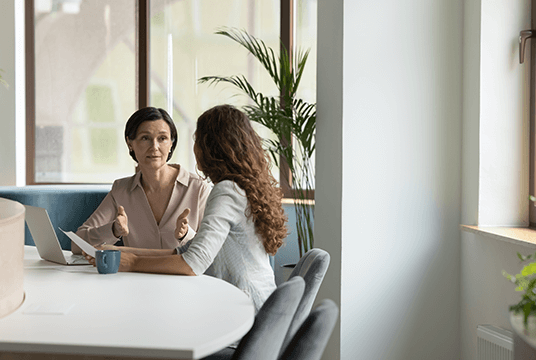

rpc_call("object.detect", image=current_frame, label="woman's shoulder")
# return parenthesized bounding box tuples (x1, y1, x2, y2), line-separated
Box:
(186, 171, 210, 189)
(207, 181, 247, 217)
(169, 164, 212, 194)
(110, 173, 138, 192)
(212, 180, 246, 197)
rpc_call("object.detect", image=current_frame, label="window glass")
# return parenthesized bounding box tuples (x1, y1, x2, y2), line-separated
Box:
(150, 0, 280, 179)
(34, 0, 136, 183)
(295, 0, 316, 104)
(31, 0, 316, 187)
(293, 0, 316, 190)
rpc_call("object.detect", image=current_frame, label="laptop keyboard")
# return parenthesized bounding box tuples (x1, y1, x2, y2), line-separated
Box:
(69, 255, 90, 265)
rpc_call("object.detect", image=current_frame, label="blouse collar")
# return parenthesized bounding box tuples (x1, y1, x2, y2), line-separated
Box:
(130, 164, 190, 191)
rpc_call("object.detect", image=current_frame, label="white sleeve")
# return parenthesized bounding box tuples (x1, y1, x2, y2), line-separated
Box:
(175, 225, 196, 254)
(181, 185, 242, 275)
(182, 224, 196, 242)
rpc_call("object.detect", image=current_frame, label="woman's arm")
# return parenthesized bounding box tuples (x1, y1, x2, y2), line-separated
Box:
(181, 182, 242, 275)
(74, 192, 120, 253)
(85, 182, 239, 276)
(174, 181, 213, 244)
(104, 245, 176, 256)
(120, 252, 195, 275)
(84, 246, 195, 275)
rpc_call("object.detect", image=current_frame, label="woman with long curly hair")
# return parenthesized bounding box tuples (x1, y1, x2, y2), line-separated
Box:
(84, 104, 287, 313)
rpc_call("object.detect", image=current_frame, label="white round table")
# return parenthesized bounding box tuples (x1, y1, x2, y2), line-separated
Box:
(0, 246, 254, 359)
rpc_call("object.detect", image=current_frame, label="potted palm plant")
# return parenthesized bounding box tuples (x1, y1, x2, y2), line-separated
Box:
(198, 27, 316, 258)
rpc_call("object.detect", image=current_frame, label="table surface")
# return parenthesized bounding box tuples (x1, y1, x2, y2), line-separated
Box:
(0, 246, 254, 359)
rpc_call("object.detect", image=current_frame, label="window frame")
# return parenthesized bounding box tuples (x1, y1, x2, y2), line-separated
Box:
(529, 0, 536, 226)
(25, 0, 307, 198)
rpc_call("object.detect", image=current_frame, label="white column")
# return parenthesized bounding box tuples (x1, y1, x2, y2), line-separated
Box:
(0, 0, 17, 186)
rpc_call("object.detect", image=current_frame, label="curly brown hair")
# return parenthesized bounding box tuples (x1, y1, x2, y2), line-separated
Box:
(194, 104, 288, 255)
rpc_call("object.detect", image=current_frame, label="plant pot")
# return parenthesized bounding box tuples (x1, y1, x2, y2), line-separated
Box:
(511, 312, 536, 338)
(510, 312, 536, 358)
(276, 263, 296, 286)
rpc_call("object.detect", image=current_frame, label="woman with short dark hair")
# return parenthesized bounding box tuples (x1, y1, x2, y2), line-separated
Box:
(74, 107, 211, 253)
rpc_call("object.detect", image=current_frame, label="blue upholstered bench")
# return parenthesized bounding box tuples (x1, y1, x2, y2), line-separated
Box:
(0, 185, 111, 250)
(0, 185, 299, 276)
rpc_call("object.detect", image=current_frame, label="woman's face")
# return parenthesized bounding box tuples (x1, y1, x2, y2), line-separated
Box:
(128, 119, 173, 171)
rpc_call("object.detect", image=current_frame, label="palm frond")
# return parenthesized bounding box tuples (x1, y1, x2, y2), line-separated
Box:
(215, 27, 281, 89)
(198, 74, 260, 103)
(293, 49, 310, 96)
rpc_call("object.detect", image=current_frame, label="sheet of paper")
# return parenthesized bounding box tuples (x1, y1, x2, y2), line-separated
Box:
(59, 228, 96, 257)
(23, 303, 75, 315)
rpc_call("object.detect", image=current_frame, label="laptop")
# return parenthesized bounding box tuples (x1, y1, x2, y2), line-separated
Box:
(24, 205, 90, 265)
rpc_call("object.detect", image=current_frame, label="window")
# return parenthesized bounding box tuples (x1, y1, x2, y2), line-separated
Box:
(523, 0, 536, 226)
(26, 0, 316, 189)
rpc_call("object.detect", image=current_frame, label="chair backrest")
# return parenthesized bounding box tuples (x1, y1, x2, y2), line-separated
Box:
(281, 248, 330, 353)
(278, 299, 338, 360)
(231, 276, 305, 360)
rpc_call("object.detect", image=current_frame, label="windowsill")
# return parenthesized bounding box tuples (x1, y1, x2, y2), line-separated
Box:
(460, 225, 536, 247)
(281, 198, 315, 205)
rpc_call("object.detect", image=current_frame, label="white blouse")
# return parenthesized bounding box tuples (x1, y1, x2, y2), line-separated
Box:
(180, 180, 277, 313)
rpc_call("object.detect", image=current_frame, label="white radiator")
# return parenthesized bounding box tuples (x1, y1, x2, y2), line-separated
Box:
(477, 325, 514, 360)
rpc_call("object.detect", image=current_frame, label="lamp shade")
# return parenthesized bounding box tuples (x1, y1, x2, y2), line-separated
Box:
(0, 198, 25, 318)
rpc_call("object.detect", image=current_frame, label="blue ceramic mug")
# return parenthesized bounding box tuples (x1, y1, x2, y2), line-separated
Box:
(95, 250, 121, 274)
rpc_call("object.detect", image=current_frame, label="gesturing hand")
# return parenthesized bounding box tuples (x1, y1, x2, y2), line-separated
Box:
(175, 208, 191, 240)
(113, 205, 129, 238)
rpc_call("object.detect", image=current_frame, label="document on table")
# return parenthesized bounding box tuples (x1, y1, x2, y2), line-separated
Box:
(23, 303, 75, 315)
(59, 228, 96, 257)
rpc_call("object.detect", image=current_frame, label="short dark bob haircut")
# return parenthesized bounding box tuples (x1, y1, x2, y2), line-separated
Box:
(124, 107, 178, 162)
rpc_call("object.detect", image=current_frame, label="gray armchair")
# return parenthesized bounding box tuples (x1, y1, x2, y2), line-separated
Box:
(203, 276, 305, 360)
(281, 248, 330, 354)
(279, 299, 339, 360)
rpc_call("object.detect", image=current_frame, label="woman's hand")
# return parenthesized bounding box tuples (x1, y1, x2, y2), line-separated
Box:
(118, 252, 137, 272)
(113, 205, 129, 238)
(82, 251, 97, 267)
(175, 208, 190, 240)
(82, 248, 137, 272)
(81, 242, 108, 266)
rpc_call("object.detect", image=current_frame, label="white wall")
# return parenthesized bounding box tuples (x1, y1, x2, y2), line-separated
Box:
(315, 0, 463, 359)
(460, 1, 532, 359)
(0, 0, 17, 186)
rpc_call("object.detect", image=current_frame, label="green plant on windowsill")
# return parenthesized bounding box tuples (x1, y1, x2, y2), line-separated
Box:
(198, 27, 315, 257)
(501, 195, 536, 330)
(503, 250, 536, 328)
